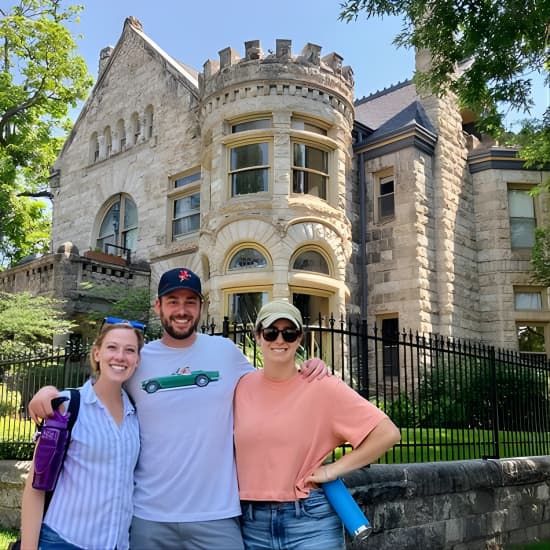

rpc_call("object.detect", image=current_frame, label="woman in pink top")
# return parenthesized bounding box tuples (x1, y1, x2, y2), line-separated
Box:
(234, 301, 401, 550)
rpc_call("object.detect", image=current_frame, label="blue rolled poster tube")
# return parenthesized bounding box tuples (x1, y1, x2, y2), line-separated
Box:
(322, 478, 372, 541)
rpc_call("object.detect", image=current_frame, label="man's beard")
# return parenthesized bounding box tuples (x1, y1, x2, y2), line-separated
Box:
(161, 314, 200, 340)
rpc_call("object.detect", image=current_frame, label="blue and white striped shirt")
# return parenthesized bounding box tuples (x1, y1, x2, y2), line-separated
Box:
(43, 379, 140, 550)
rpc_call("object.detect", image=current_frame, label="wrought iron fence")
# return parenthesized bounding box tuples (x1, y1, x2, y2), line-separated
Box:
(1, 317, 549, 461)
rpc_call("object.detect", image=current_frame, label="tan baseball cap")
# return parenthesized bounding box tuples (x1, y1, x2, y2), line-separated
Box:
(255, 300, 303, 331)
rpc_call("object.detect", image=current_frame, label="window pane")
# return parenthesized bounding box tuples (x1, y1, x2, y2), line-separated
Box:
(229, 292, 268, 324)
(291, 119, 327, 135)
(99, 203, 119, 238)
(380, 179, 394, 195)
(123, 227, 138, 251)
(173, 193, 200, 237)
(293, 143, 305, 167)
(515, 292, 542, 310)
(173, 213, 199, 236)
(232, 168, 268, 195)
(292, 170, 326, 199)
(508, 190, 534, 217)
(232, 119, 271, 133)
(174, 194, 200, 217)
(175, 172, 201, 188)
(511, 218, 536, 247)
(123, 198, 137, 229)
(517, 325, 546, 352)
(293, 251, 329, 274)
(305, 146, 327, 172)
(379, 194, 395, 218)
(96, 234, 115, 252)
(229, 248, 267, 270)
(231, 143, 268, 170)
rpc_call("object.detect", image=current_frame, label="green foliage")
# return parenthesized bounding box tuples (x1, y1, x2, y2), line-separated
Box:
(0, 0, 93, 267)
(78, 282, 158, 339)
(0, 291, 75, 353)
(339, 0, 549, 139)
(416, 359, 550, 431)
(531, 227, 550, 286)
(0, 179, 51, 267)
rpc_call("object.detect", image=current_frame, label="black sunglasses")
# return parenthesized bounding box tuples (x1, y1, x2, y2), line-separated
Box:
(261, 327, 302, 343)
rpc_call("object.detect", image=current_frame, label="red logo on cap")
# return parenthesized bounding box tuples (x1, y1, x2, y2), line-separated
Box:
(178, 269, 191, 282)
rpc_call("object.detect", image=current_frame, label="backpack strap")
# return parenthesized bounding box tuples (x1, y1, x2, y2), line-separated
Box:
(43, 388, 80, 514)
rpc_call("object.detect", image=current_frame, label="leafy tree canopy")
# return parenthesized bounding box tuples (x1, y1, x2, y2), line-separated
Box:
(0, 291, 75, 353)
(0, 180, 51, 266)
(0, 0, 92, 268)
(339, 0, 549, 137)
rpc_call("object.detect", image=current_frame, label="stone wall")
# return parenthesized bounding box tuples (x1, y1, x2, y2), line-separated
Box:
(2, 457, 548, 548)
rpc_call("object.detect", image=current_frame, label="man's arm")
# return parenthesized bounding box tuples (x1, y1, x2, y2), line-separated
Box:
(27, 386, 60, 423)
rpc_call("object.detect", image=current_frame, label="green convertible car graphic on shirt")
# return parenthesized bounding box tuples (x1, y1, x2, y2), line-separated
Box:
(141, 370, 220, 393)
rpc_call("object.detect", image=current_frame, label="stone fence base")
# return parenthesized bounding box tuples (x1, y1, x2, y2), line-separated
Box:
(0, 457, 549, 549)
(345, 456, 550, 549)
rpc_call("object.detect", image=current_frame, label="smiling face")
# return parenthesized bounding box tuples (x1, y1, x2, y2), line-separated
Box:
(155, 288, 202, 345)
(258, 318, 303, 370)
(92, 327, 141, 384)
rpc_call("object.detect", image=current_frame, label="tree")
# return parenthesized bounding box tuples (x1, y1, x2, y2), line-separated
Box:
(0, 180, 51, 266)
(0, 291, 75, 354)
(339, 0, 549, 136)
(0, 0, 92, 267)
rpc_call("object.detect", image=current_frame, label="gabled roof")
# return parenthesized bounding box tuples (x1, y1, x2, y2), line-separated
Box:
(355, 80, 418, 130)
(368, 100, 436, 140)
(57, 17, 199, 158)
(353, 79, 437, 156)
(128, 18, 199, 89)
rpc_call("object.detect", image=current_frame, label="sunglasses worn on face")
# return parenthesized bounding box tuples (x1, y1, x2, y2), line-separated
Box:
(103, 316, 146, 332)
(261, 327, 301, 343)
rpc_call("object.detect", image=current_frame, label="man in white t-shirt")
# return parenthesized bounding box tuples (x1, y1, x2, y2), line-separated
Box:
(29, 267, 326, 550)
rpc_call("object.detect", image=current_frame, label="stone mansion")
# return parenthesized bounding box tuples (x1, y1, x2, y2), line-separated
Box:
(1, 17, 549, 355)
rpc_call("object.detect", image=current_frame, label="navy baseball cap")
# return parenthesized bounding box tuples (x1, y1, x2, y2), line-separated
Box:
(157, 268, 203, 299)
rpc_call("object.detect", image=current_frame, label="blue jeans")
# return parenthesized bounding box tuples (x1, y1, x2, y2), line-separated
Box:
(240, 490, 345, 550)
(38, 523, 83, 549)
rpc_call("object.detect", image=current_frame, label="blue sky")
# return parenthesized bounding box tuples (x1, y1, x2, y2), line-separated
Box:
(69, 1, 547, 128)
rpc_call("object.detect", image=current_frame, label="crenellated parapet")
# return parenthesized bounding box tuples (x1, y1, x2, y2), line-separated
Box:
(199, 39, 355, 124)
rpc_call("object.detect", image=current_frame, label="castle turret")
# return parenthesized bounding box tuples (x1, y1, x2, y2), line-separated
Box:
(197, 39, 355, 323)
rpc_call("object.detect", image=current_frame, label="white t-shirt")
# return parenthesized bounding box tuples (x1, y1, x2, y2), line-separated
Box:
(125, 333, 253, 522)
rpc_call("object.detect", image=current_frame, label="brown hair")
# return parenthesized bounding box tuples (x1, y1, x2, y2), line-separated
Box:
(89, 323, 144, 376)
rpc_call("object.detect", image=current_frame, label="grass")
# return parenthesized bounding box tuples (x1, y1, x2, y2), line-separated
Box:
(329, 426, 550, 464)
(0, 526, 18, 548)
(506, 542, 550, 549)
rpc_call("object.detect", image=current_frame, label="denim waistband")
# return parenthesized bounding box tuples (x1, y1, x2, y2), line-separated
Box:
(241, 489, 324, 508)
(241, 490, 325, 519)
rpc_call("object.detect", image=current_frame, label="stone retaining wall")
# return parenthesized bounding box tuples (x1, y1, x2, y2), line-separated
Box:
(1, 457, 548, 549)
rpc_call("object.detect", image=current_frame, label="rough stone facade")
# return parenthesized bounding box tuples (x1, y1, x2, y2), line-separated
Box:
(1, 16, 549, 354)
(2, 457, 549, 548)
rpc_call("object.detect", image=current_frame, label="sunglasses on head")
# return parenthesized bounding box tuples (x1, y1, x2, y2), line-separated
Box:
(103, 316, 146, 332)
(261, 327, 302, 343)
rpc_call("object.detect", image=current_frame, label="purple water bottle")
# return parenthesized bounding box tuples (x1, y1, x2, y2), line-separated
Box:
(32, 397, 70, 492)
(323, 478, 372, 541)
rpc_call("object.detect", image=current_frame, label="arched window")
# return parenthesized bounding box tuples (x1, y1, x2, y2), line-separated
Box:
(292, 250, 329, 275)
(131, 112, 140, 145)
(96, 195, 138, 255)
(104, 126, 112, 157)
(90, 132, 99, 163)
(228, 248, 268, 270)
(116, 119, 126, 151)
(145, 105, 154, 139)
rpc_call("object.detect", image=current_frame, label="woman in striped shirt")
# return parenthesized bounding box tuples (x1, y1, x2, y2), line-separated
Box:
(20, 322, 143, 550)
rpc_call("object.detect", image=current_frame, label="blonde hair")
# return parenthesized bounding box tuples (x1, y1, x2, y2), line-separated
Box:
(89, 323, 144, 376)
